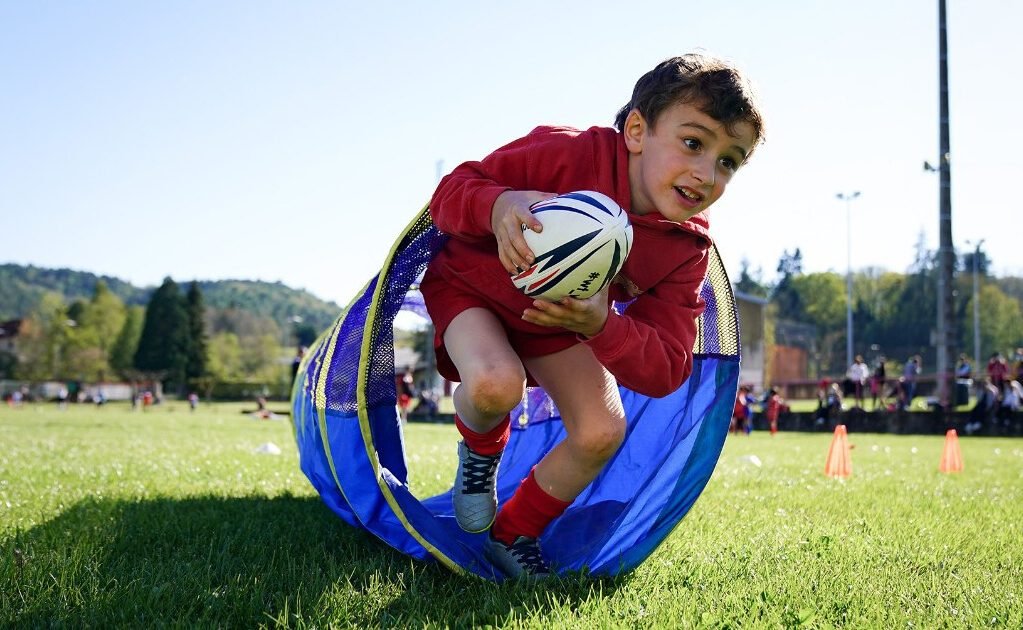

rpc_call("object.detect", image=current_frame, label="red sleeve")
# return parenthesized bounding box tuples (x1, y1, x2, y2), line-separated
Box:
(429, 127, 595, 240)
(583, 249, 708, 398)
(429, 143, 521, 240)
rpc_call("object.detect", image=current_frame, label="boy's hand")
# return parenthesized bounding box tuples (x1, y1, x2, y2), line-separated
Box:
(492, 190, 556, 274)
(521, 287, 610, 338)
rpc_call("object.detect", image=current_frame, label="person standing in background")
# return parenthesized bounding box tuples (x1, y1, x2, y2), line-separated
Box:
(846, 355, 870, 409)
(988, 353, 1008, 392)
(902, 356, 921, 407)
(956, 353, 972, 380)
(871, 356, 888, 409)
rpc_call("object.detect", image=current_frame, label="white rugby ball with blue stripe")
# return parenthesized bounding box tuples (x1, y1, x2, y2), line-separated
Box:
(511, 190, 633, 301)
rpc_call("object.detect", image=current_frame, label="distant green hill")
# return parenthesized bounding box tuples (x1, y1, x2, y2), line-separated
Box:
(194, 279, 341, 332)
(0, 264, 341, 332)
(0, 264, 147, 319)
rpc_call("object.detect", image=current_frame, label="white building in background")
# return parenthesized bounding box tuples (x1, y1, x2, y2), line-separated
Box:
(734, 291, 767, 391)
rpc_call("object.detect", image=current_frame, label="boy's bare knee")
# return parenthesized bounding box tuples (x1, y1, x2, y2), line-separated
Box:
(572, 415, 626, 464)
(464, 368, 525, 417)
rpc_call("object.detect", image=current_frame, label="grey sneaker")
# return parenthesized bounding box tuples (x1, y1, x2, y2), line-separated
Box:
(485, 535, 551, 578)
(452, 441, 501, 532)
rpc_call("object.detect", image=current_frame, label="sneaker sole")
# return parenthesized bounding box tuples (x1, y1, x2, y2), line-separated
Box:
(456, 515, 496, 534)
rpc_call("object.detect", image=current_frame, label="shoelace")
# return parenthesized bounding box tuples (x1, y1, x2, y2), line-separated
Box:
(461, 450, 499, 493)
(509, 538, 549, 574)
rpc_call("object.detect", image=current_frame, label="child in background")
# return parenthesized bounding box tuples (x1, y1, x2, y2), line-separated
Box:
(764, 388, 785, 436)
(421, 53, 764, 577)
(731, 385, 752, 434)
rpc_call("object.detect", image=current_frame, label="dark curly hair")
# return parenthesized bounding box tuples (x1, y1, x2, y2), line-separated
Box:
(614, 54, 765, 158)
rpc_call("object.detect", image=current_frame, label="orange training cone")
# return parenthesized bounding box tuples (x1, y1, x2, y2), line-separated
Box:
(824, 424, 852, 478)
(939, 429, 963, 473)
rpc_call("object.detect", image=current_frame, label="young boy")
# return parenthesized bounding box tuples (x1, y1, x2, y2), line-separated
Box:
(420, 53, 764, 577)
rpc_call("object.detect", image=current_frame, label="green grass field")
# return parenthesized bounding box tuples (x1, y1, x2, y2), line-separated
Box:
(2, 403, 1020, 628)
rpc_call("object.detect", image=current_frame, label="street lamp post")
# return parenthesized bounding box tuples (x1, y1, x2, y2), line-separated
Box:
(836, 191, 860, 369)
(966, 239, 984, 373)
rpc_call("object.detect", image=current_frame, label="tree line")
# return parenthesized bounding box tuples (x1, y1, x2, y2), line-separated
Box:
(736, 241, 1023, 377)
(4, 277, 322, 395)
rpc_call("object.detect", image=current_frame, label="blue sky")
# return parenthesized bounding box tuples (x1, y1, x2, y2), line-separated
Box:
(2, 1, 1020, 307)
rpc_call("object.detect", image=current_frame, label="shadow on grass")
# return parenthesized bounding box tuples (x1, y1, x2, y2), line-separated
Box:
(3, 494, 627, 627)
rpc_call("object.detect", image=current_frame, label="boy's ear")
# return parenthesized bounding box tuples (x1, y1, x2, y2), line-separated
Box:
(623, 108, 647, 154)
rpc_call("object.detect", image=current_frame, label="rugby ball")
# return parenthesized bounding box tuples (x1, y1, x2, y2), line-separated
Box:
(511, 191, 633, 301)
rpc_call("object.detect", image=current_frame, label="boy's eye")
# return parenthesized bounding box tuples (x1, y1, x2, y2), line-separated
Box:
(683, 138, 701, 151)
(720, 156, 739, 172)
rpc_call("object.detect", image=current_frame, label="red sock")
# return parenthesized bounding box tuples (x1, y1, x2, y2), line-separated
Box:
(491, 468, 571, 545)
(455, 414, 510, 456)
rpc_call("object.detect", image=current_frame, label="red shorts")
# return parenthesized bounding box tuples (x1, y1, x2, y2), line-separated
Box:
(419, 261, 579, 384)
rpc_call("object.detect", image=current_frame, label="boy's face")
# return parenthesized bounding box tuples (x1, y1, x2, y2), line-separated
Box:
(624, 101, 755, 222)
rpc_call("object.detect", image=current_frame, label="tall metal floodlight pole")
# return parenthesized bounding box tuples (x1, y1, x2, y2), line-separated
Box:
(936, 0, 956, 410)
(836, 191, 860, 369)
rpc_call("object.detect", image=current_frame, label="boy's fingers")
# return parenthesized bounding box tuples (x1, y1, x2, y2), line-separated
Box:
(516, 210, 542, 235)
(495, 223, 525, 272)
(499, 238, 523, 274)
(525, 210, 543, 232)
(498, 250, 515, 274)
(509, 232, 535, 265)
(533, 299, 572, 320)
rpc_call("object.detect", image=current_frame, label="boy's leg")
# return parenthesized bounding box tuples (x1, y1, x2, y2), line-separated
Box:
(525, 343, 625, 500)
(444, 308, 526, 435)
(486, 344, 625, 576)
(443, 308, 526, 532)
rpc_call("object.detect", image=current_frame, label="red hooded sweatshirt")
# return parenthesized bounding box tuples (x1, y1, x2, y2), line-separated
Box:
(421, 125, 710, 398)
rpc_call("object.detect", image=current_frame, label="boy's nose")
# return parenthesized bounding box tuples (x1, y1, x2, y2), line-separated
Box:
(691, 161, 715, 188)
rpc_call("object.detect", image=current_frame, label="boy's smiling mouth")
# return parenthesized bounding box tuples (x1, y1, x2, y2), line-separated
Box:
(674, 186, 703, 204)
